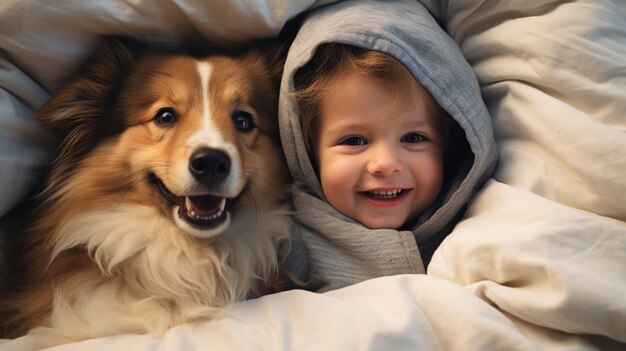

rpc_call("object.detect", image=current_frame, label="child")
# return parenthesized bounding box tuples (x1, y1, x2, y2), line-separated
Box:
(296, 44, 452, 231)
(279, 0, 497, 292)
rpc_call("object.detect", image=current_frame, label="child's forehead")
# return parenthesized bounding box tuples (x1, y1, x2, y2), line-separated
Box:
(318, 96, 441, 144)
(324, 71, 438, 121)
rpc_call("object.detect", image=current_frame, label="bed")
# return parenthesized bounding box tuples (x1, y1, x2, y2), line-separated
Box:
(0, 0, 624, 350)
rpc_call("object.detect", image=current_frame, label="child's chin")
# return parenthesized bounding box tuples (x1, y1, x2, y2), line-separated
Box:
(360, 217, 404, 230)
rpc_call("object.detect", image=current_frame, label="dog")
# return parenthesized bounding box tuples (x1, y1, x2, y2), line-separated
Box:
(0, 36, 292, 341)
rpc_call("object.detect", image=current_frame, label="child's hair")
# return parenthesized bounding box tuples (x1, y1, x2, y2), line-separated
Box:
(294, 43, 453, 161)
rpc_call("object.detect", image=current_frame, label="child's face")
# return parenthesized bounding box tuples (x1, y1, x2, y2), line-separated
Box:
(314, 73, 445, 229)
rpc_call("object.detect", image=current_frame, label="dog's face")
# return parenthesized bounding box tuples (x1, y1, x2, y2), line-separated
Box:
(37, 38, 289, 239)
(123, 54, 287, 237)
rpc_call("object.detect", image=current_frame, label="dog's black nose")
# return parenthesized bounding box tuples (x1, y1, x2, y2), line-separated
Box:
(189, 148, 231, 185)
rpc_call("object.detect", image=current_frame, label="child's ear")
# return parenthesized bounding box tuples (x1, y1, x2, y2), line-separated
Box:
(35, 36, 140, 166)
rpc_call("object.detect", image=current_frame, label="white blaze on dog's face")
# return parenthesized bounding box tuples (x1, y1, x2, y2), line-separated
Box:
(116, 53, 287, 238)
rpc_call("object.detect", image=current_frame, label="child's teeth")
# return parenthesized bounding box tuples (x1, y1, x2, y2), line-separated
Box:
(369, 189, 403, 198)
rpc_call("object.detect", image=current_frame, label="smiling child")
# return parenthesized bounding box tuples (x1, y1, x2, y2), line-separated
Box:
(301, 45, 449, 230)
(279, 0, 497, 292)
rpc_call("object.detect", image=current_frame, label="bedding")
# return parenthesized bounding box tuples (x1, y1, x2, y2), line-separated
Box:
(0, 0, 624, 350)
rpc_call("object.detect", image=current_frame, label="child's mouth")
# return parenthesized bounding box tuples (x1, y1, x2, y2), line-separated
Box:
(363, 189, 406, 200)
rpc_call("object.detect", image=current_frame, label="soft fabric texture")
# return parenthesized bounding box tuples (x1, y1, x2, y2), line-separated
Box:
(0, 0, 625, 350)
(422, 0, 626, 345)
(279, 0, 497, 292)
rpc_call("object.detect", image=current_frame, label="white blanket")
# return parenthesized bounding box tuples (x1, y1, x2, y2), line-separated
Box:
(1, 0, 624, 350)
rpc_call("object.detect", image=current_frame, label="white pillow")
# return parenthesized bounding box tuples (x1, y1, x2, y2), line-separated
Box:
(423, 0, 626, 218)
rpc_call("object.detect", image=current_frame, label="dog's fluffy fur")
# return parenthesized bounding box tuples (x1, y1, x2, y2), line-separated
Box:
(0, 37, 291, 341)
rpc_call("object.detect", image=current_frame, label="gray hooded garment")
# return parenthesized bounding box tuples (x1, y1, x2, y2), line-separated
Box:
(279, 0, 497, 292)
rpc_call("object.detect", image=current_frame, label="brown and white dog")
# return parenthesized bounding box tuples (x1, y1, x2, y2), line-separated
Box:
(0, 37, 291, 341)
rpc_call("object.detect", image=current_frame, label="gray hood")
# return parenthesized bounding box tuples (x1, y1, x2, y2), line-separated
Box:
(279, 0, 497, 291)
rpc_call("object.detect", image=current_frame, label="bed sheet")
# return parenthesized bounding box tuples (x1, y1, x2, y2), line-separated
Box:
(1, 0, 624, 350)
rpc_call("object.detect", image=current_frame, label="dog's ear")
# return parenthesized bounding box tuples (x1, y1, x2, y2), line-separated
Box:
(36, 36, 140, 167)
(253, 16, 300, 91)
(266, 39, 291, 90)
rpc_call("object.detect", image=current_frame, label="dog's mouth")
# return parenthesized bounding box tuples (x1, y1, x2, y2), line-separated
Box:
(150, 174, 234, 231)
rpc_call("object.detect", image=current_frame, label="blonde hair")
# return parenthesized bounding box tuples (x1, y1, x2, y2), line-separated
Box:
(294, 44, 451, 159)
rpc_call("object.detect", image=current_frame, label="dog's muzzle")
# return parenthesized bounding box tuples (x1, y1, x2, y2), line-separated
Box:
(150, 147, 244, 236)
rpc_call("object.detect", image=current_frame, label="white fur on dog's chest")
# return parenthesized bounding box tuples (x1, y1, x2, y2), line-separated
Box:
(46, 203, 289, 339)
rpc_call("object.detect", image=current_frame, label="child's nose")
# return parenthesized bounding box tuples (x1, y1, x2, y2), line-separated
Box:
(366, 143, 403, 176)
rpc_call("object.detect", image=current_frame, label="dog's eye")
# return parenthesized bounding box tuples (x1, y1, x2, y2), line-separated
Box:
(154, 108, 177, 126)
(232, 110, 254, 132)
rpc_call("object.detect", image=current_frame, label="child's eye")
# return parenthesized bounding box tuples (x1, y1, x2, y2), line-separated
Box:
(341, 136, 367, 146)
(401, 133, 425, 143)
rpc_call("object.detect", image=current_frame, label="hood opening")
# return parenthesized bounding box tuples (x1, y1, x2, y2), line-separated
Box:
(403, 118, 474, 231)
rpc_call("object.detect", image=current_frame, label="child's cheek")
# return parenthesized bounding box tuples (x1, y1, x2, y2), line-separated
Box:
(319, 154, 357, 204)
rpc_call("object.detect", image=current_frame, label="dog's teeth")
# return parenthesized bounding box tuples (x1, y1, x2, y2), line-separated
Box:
(212, 209, 223, 220)
(185, 196, 226, 221)
(185, 197, 194, 213)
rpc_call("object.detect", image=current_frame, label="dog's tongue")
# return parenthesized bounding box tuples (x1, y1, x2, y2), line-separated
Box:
(185, 195, 225, 217)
